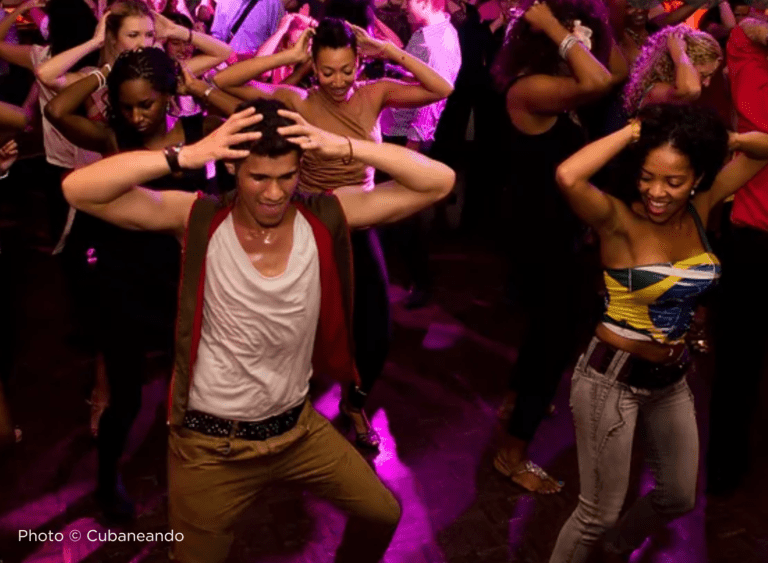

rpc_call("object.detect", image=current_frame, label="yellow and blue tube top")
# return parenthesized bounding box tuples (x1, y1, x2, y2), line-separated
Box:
(601, 205, 721, 345)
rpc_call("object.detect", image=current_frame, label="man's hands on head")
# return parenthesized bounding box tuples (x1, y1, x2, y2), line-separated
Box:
(178, 107, 263, 169)
(276, 109, 351, 159)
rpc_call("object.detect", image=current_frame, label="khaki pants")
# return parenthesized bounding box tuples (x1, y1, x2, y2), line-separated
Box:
(168, 401, 401, 563)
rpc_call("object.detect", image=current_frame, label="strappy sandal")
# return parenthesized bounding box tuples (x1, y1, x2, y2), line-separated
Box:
(339, 401, 380, 451)
(493, 455, 563, 494)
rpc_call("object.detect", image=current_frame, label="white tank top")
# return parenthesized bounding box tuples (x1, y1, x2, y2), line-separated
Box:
(188, 210, 321, 421)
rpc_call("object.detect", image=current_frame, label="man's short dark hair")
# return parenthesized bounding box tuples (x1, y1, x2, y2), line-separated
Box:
(233, 99, 303, 159)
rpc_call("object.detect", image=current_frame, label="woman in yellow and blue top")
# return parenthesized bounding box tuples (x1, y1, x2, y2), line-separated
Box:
(549, 103, 768, 563)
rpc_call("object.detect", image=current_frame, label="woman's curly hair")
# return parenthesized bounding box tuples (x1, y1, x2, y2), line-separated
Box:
(611, 103, 729, 203)
(491, 0, 612, 92)
(106, 47, 180, 148)
(623, 25, 722, 116)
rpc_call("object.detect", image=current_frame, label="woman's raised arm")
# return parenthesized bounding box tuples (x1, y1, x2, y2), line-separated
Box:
(556, 122, 638, 232)
(44, 70, 113, 154)
(350, 24, 454, 110)
(509, 2, 612, 115)
(700, 132, 768, 212)
(34, 10, 108, 90)
(153, 11, 232, 76)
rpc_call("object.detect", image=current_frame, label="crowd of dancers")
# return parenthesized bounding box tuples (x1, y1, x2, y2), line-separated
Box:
(1, 0, 768, 561)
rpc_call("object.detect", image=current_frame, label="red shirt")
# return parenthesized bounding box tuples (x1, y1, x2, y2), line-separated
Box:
(728, 26, 768, 231)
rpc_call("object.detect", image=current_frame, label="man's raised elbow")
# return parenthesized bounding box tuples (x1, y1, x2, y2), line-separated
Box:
(555, 164, 577, 192)
(434, 168, 456, 201)
(60, 173, 82, 209)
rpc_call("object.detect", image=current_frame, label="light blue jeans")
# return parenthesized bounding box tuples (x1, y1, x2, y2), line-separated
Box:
(549, 337, 699, 563)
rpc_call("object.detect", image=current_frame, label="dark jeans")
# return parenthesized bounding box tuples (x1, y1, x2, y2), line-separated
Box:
(379, 136, 432, 293)
(96, 267, 177, 492)
(347, 229, 391, 409)
(707, 225, 768, 487)
(506, 237, 595, 442)
(39, 162, 71, 247)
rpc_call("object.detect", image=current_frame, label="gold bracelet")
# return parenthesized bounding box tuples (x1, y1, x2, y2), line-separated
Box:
(628, 119, 641, 143)
(341, 136, 353, 165)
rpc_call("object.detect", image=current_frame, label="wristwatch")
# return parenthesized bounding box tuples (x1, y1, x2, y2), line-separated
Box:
(164, 143, 184, 173)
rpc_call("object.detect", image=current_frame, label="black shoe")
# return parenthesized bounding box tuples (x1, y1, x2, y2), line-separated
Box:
(404, 288, 430, 310)
(95, 481, 136, 524)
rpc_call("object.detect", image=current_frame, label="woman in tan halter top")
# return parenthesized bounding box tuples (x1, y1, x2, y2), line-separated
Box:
(214, 17, 454, 448)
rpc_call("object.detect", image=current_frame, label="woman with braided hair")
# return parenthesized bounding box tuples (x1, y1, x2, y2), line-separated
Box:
(623, 24, 722, 117)
(44, 46, 240, 524)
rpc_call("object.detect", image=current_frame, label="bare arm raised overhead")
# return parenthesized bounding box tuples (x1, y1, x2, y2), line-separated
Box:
(276, 109, 455, 228)
(348, 24, 454, 110)
(62, 108, 263, 237)
(507, 2, 613, 116)
(212, 28, 314, 108)
(0, 0, 42, 70)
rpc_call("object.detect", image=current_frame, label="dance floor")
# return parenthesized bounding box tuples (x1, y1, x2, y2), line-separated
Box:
(0, 214, 767, 562)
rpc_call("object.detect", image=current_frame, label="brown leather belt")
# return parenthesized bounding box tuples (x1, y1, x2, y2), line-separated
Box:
(586, 340, 691, 390)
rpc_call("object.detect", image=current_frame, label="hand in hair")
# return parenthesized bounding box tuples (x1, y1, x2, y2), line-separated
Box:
(276, 108, 351, 159)
(178, 107, 263, 169)
(523, 1, 559, 34)
(92, 10, 110, 47)
(176, 65, 199, 96)
(666, 31, 687, 60)
(349, 23, 389, 59)
(0, 139, 18, 174)
(286, 27, 315, 65)
(153, 11, 186, 42)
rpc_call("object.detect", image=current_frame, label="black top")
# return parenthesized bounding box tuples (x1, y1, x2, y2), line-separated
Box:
(504, 110, 587, 254)
(92, 114, 208, 300)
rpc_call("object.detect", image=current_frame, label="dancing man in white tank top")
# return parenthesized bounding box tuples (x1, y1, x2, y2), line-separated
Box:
(60, 98, 455, 563)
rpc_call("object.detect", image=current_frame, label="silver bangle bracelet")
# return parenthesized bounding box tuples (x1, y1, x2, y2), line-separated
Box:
(558, 33, 581, 59)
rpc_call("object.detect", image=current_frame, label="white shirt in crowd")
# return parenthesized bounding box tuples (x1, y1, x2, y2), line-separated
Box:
(188, 211, 321, 422)
(381, 15, 461, 143)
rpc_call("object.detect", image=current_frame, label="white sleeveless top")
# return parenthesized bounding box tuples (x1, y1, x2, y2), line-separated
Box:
(188, 210, 321, 421)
